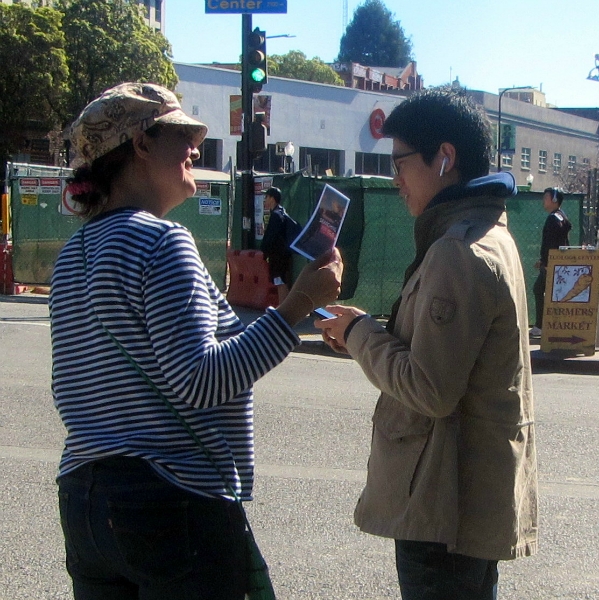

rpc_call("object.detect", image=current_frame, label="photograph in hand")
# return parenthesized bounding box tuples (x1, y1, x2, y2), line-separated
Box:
(290, 185, 350, 260)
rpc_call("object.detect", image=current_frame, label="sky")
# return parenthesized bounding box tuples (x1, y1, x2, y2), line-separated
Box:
(165, 0, 599, 108)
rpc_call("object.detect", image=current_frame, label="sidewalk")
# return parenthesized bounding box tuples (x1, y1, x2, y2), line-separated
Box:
(4, 291, 599, 374)
(233, 305, 599, 374)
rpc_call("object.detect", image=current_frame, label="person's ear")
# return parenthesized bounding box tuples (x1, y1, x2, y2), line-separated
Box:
(132, 132, 152, 161)
(438, 142, 457, 177)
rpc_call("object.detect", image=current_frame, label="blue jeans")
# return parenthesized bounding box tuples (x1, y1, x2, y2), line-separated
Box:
(395, 540, 498, 600)
(57, 457, 247, 600)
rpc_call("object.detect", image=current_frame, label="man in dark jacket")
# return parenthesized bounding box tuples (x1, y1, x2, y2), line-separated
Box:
(261, 187, 292, 303)
(531, 187, 572, 337)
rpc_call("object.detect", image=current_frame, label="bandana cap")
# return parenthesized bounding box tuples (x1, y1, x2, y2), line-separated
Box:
(70, 82, 208, 166)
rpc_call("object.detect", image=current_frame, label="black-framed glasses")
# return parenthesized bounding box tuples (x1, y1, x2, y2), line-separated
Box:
(391, 151, 419, 176)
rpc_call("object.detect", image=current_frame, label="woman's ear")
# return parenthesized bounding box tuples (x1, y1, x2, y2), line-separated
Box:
(132, 132, 152, 161)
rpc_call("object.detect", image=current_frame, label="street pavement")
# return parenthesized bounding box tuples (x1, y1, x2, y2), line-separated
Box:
(233, 304, 599, 375)
(2, 293, 599, 599)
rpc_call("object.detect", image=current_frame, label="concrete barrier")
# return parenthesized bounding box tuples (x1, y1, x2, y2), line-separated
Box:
(226, 249, 279, 310)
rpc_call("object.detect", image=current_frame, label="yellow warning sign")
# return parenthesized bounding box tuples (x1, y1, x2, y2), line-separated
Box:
(21, 194, 38, 206)
(541, 248, 599, 355)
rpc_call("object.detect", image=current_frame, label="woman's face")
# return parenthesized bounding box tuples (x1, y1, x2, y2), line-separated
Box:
(391, 139, 449, 217)
(144, 126, 200, 209)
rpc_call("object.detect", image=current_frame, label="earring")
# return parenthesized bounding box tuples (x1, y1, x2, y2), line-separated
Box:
(439, 157, 448, 177)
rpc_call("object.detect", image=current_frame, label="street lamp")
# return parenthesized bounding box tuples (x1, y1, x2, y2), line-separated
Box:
(587, 54, 599, 81)
(284, 141, 295, 173)
(497, 86, 535, 171)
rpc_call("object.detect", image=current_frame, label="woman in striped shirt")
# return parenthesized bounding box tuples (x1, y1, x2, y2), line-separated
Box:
(50, 82, 343, 600)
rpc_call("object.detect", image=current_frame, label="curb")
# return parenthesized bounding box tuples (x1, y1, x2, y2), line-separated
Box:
(294, 336, 599, 374)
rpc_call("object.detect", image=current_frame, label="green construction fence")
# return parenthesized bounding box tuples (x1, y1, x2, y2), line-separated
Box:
(235, 172, 584, 322)
(7, 163, 231, 289)
(7, 161, 586, 325)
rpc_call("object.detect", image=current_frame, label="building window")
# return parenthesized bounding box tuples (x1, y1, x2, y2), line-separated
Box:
(553, 153, 562, 174)
(538, 150, 547, 172)
(299, 147, 341, 176)
(520, 148, 531, 170)
(250, 144, 286, 173)
(355, 152, 392, 176)
(501, 154, 513, 169)
(583, 158, 591, 170)
(192, 138, 219, 170)
(568, 155, 576, 172)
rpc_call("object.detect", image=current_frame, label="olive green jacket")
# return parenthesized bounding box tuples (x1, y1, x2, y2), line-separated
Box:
(346, 195, 538, 560)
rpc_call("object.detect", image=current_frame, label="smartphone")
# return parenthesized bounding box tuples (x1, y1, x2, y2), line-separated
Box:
(313, 307, 336, 320)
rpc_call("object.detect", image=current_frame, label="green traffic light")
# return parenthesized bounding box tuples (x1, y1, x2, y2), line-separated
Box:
(251, 68, 266, 83)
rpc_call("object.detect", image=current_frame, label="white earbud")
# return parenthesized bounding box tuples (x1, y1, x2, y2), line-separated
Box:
(439, 157, 448, 177)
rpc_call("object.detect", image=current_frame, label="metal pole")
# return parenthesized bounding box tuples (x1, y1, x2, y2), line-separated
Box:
(240, 14, 254, 250)
(497, 91, 503, 172)
(496, 86, 534, 173)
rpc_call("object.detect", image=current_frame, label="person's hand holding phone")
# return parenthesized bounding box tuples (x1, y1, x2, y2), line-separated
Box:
(313, 304, 366, 354)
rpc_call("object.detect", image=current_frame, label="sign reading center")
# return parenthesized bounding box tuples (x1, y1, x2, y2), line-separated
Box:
(205, 0, 287, 13)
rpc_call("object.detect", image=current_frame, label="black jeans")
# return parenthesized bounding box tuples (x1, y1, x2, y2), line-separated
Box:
(533, 268, 547, 329)
(395, 540, 498, 600)
(58, 457, 247, 600)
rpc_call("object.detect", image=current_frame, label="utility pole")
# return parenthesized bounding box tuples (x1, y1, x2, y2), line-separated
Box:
(497, 85, 533, 172)
(240, 17, 268, 249)
(240, 14, 254, 249)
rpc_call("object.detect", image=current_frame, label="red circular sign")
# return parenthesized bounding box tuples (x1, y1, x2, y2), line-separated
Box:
(369, 108, 386, 139)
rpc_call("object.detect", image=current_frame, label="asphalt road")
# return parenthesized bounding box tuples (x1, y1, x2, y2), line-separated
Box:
(1, 296, 598, 599)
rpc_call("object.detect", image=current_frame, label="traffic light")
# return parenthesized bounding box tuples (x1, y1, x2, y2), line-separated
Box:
(245, 28, 267, 94)
(250, 113, 267, 155)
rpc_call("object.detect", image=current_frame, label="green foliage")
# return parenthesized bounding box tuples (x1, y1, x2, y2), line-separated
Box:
(0, 4, 68, 164)
(269, 51, 344, 86)
(337, 0, 413, 68)
(58, 0, 177, 125)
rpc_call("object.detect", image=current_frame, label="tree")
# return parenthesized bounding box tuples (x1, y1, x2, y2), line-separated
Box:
(337, 0, 413, 68)
(268, 51, 344, 85)
(0, 4, 68, 166)
(556, 163, 592, 195)
(58, 0, 178, 126)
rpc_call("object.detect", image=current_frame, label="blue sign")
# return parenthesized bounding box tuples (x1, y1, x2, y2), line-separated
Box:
(205, 0, 287, 13)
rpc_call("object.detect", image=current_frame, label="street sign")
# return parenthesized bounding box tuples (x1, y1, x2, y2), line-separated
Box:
(205, 0, 287, 14)
(541, 248, 599, 356)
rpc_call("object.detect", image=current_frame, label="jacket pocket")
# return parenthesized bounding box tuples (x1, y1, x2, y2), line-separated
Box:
(372, 394, 433, 440)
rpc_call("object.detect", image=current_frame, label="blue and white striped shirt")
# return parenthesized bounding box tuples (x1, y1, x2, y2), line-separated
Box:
(50, 208, 298, 500)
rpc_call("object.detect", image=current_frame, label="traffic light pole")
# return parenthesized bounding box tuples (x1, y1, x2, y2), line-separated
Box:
(241, 13, 255, 249)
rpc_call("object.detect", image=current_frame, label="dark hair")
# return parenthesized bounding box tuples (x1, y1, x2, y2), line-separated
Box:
(264, 187, 282, 204)
(544, 187, 564, 205)
(67, 124, 163, 219)
(382, 86, 492, 182)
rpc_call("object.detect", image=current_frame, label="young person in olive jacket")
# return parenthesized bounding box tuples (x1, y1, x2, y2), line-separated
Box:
(315, 88, 538, 600)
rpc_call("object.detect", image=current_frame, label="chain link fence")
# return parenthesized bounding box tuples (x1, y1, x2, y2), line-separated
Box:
(6, 162, 231, 290)
(7, 161, 588, 326)
(239, 173, 586, 323)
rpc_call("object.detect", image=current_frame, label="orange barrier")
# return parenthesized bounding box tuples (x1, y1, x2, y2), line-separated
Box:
(226, 249, 279, 310)
(1, 242, 14, 294)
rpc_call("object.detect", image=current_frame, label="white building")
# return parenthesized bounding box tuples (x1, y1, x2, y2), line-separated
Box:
(175, 62, 599, 192)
